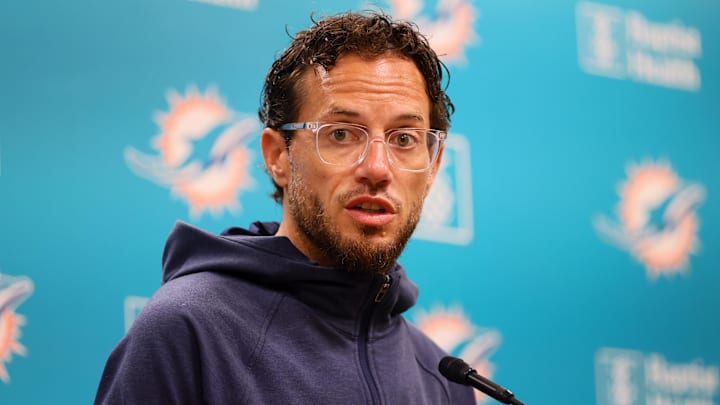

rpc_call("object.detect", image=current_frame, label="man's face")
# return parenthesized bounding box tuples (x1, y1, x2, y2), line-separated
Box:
(264, 53, 442, 273)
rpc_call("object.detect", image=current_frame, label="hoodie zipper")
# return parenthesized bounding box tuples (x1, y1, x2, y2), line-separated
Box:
(374, 274, 392, 302)
(358, 274, 392, 404)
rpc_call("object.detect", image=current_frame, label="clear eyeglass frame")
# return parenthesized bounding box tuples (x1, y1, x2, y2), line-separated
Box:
(279, 122, 447, 172)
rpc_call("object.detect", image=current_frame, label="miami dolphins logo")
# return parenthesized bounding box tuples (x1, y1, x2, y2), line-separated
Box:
(593, 159, 706, 279)
(386, 0, 479, 63)
(125, 86, 258, 218)
(0, 273, 34, 383)
(414, 305, 501, 404)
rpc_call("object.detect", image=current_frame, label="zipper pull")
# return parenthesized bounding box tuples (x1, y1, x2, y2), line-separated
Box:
(374, 274, 392, 303)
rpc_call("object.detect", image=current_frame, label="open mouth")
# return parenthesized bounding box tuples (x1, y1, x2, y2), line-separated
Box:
(353, 202, 387, 213)
(345, 197, 396, 227)
(346, 197, 395, 214)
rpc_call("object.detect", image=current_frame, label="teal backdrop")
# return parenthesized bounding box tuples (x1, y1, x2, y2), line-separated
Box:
(1, 0, 718, 404)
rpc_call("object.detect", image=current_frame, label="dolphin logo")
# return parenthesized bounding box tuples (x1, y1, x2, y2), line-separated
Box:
(414, 305, 501, 404)
(125, 86, 259, 218)
(594, 159, 706, 279)
(386, 0, 479, 64)
(0, 274, 34, 384)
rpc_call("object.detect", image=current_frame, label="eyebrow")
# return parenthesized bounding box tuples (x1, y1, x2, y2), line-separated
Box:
(325, 108, 360, 119)
(324, 108, 425, 124)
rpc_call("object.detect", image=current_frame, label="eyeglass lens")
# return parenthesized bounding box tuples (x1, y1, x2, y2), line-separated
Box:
(316, 124, 440, 171)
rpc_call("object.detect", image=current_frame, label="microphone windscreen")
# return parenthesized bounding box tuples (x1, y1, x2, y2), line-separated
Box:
(438, 356, 472, 385)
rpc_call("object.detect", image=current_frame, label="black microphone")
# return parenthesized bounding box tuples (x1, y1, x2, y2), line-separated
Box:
(439, 356, 526, 405)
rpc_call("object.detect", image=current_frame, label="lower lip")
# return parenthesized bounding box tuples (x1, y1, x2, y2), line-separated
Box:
(345, 208, 395, 227)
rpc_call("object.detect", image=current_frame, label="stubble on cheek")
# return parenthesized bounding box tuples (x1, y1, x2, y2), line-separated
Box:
(285, 158, 428, 273)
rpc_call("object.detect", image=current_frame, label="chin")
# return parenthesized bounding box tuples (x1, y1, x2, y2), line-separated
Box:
(354, 223, 391, 236)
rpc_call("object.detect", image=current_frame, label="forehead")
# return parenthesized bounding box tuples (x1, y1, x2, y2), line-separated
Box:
(296, 53, 430, 124)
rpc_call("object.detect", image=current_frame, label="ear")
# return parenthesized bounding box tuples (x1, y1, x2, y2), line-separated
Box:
(261, 127, 290, 188)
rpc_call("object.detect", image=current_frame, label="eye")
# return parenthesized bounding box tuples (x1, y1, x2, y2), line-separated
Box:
(322, 124, 364, 144)
(390, 130, 420, 148)
(330, 128, 350, 142)
(397, 133, 412, 147)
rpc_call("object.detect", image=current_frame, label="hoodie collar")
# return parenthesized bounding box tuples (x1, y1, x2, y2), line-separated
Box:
(161, 221, 419, 333)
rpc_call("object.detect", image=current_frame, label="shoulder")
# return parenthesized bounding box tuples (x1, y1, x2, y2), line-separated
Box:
(138, 271, 284, 336)
(97, 272, 286, 403)
(117, 271, 287, 362)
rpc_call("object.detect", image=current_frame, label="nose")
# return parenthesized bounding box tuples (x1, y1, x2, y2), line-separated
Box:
(355, 138, 392, 187)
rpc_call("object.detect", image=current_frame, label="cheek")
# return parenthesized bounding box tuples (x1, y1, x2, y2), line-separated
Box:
(409, 173, 435, 200)
(290, 156, 341, 203)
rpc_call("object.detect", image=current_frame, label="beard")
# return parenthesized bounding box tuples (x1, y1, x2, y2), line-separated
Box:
(286, 166, 425, 274)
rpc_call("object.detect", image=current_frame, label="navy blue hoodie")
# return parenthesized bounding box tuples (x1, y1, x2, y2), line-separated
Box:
(95, 221, 475, 404)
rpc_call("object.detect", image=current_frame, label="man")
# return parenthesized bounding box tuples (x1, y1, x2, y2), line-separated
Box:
(95, 11, 475, 404)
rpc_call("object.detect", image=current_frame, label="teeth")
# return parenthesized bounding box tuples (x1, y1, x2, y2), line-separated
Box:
(358, 202, 384, 212)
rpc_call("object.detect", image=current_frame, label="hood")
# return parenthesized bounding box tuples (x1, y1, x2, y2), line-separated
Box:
(161, 221, 419, 322)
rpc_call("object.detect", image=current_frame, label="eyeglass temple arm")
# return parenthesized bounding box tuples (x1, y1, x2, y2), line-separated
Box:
(280, 122, 317, 131)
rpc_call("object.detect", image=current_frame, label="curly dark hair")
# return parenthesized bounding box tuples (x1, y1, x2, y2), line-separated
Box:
(259, 10, 454, 203)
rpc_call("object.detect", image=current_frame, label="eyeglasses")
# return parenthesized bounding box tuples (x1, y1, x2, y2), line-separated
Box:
(279, 122, 446, 172)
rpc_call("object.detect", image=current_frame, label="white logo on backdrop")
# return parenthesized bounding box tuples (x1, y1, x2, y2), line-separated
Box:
(190, 0, 257, 10)
(415, 134, 474, 245)
(576, 1, 702, 92)
(124, 296, 150, 333)
(596, 347, 719, 405)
